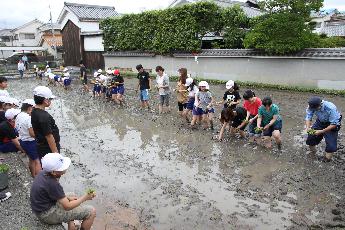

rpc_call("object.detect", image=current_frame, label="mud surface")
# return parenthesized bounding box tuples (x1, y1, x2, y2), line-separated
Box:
(7, 77, 345, 230)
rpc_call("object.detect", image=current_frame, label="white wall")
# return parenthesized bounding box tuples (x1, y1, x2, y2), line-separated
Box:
(83, 36, 104, 51)
(104, 55, 345, 90)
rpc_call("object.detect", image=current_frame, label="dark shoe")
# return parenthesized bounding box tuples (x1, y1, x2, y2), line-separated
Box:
(0, 192, 11, 202)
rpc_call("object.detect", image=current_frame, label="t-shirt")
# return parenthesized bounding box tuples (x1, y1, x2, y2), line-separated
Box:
(99, 75, 108, 86)
(156, 74, 170, 96)
(0, 89, 9, 97)
(258, 104, 281, 126)
(30, 171, 65, 214)
(31, 108, 60, 150)
(0, 111, 6, 123)
(196, 91, 212, 110)
(223, 91, 241, 109)
(176, 82, 188, 103)
(137, 71, 150, 90)
(16, 112, 35, 142)
(114, 75, 124, 85)
(243, 97, 262, 116)
(80, 66, 87, 81)
(233, 107, 247, 124)
(188, 85, 199, 97)
(0, 121, 17, 144)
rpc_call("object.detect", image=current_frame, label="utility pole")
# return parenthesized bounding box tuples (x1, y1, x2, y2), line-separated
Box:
(49, 5, 57, 60)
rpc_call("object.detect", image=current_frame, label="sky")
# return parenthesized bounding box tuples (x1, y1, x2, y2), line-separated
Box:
(0, 0, 344, 29)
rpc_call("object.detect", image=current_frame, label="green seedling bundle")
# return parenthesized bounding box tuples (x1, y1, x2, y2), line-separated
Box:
(254, 127, 263, 133)
(86, 188, 96, 194)
(307, 129, 317, 135)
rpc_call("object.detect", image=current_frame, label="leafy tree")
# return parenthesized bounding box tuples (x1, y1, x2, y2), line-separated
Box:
(244, 12, 317, 54)
(222, 5, 250, 48)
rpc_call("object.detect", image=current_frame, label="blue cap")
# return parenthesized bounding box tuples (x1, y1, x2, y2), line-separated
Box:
(308, 96, 322, 109)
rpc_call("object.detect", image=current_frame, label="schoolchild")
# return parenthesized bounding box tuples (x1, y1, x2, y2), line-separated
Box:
(218, 106, 248, 141)
(243, 90, 262, 142)
(183, 77, 198, 121)
(218, 80, 241, 109)
(175, 68, 188, 120)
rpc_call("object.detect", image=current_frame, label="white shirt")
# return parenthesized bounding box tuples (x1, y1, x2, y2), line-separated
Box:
(99, 74, 108, 86)
(0, 89, 9, 97)
(18, 62, 25, 71)
(15, 112, 35, 142)
(188, 85, 199, 97)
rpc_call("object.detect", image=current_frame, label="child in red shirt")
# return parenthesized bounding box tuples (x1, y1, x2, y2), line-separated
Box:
(243, 90, 262, 142)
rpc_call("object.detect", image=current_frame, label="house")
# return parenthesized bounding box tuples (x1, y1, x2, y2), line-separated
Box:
(0, 29, 14, 46)
(311, 11, 345, 37)
(57, 2, 119, 69)
(168, 0, 263, 18)
(38, 23, 63, 59)
(10, 19, 44, 47)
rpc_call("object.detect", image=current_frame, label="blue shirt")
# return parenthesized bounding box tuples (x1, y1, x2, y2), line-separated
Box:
(305, 100, 341, 125)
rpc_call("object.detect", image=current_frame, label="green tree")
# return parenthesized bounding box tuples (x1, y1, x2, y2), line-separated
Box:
(221, 5, 250, 48)
(244, 12, 317, 54)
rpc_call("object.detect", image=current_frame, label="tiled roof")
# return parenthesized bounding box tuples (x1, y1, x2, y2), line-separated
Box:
(169, 0, 264, 18)
(65, 2, 119, 21)
(38, 23, 61, 32)
(104, 48, 345, 59)
(0, 29, 12, 37)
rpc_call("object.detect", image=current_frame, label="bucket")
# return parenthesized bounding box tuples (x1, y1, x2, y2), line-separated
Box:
(0, 172, 9, 191)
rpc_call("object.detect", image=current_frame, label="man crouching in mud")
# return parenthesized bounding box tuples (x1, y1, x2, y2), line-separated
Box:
(30, 153, 96, 230)
(305, 96, 342, 162)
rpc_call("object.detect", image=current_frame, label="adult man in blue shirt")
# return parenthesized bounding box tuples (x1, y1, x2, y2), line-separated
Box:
(305, 96, 342, 162)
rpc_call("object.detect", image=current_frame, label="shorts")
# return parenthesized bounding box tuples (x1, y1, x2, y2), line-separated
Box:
(20, 140, 39, 160)
(178, 102, 187, 112)
(0, 142, 18, 153)
(262, 120, 283, 137)
(159, 94, 170, 106)
(54, 76, 60, 82)
(140, 89, 150, 101)
(193, 107, 207, 116)
(37, 143, 60, 159)
(186, 97, 195, 110)
(117, 85, 125, 95)
(93, 85, 101, 93)
(64, 79, 71, 86)
(306, 117, 342, 153)
(37, 202, 94, 224)
(111, 87, 118, 95)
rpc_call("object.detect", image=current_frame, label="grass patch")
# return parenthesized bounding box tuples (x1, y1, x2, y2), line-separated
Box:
(121, 72, 345, 97)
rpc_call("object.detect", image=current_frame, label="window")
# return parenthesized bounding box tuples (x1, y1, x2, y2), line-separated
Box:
(315, 22, 322, 28)
(19, 33, 35, 40)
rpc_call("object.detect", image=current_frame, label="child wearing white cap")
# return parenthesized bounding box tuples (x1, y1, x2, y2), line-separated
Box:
(191, 81, 215, 130)
(31, 86, 60, 159)
(218, 80, 241, 109)
(16, 99, 41, 177)
(183, 76, 198, 122)
(30, 153, 96, 230)
(62, 68, 72, 90)
(0, 108, 26, 153)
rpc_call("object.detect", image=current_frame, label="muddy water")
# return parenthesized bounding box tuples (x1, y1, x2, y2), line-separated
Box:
(8, 78, 345, 230)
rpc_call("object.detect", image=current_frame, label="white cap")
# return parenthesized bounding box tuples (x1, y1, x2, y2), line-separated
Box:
(0, 96, 8, 103)
(34, 65, 37, 68)
(106, 70, 113, 75)
(97, 69, 103, 73)
(4, 97, 20, 106)
(226, 80, 235, 90)
(5, 108, 20, 120)
(93, 72, 99, 78)
(46, 65, 49, 68)
(185, 77, 193, 87)
(64, 72, 70, 77)
(22, 99, 35, 106)
(63, 68, 69, 72)
(33, 86, 56, 99)
(205, 82, 210, 90)
(198, 81, 208, 87)
(41, 153, 71, 172)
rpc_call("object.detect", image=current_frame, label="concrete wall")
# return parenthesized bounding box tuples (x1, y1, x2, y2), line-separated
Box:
(104, 55, 345, 90)
(84, 36, 104, 51)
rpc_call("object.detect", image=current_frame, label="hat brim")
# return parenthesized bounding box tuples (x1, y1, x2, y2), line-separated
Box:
(226, 85, 233, 89)
(56, 157, 71, 172)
